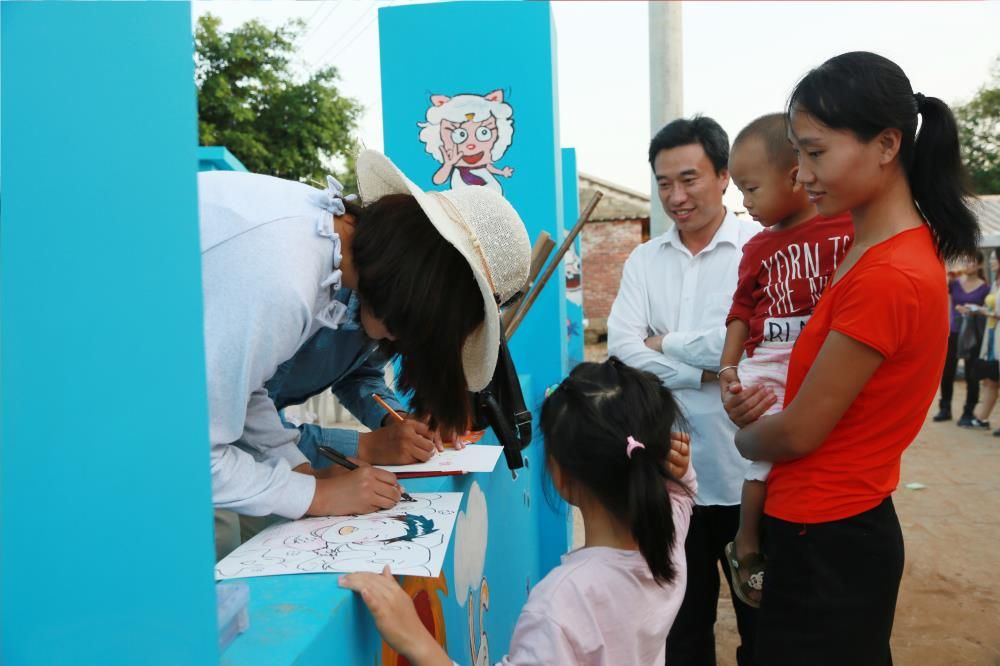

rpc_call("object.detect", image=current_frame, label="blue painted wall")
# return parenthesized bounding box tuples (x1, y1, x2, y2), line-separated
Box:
(378, 2, 569, 662)
(1, 3, 217, 664)
(2, 3, 572, 664)
(562, 148, 585, 370)
(379, 0, 567, 412)
(199, 146, 248, 172)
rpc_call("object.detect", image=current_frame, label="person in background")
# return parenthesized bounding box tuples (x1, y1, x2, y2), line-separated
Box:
(963, 248, 1000, 431)
(935, 252, 988, 425)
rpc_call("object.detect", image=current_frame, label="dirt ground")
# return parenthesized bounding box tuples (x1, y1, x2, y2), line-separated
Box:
(578, 345, 1000, 665)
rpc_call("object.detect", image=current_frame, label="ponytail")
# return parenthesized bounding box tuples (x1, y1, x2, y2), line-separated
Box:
(626, 444, 679, 584)
(910, 95, 980, 261)
(788, 51, 980, 261)
(540, 357, 690, 587)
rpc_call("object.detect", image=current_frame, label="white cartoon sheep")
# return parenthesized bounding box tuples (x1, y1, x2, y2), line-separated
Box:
(418, 89, 515, 195)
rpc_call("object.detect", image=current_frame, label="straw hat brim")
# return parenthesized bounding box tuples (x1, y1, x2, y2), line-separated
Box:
(355, 150, 500, 392)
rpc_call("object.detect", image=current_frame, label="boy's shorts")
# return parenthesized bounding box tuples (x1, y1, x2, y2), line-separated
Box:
(738, 341, 794, 483)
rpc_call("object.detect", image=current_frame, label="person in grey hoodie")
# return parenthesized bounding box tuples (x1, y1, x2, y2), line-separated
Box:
(201, 150, 530, 556)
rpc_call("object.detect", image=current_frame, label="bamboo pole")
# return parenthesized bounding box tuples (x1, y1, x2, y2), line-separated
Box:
(501, 232, 556, 332)
(504, 191, 603, 340)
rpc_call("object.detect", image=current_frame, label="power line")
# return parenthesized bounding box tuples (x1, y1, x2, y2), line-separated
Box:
(320, 12, 378, 67)
(309, 2, 381, 70)
(303, 1, 326, 27)
(302, 1, 344, 47)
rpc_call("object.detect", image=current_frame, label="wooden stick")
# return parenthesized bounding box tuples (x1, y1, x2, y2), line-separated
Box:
(501, 232, 556, 331)
(504, 191, 603, 340)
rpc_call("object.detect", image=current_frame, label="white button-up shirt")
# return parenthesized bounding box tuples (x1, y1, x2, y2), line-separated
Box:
(608, 209, 761, 506)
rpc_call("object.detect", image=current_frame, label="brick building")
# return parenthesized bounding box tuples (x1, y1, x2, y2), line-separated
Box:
(578, 173, 651, 342)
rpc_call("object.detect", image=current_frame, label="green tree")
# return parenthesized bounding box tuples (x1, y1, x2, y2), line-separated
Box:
(195, 14, 361, 189)
(956, 56, 1000, 194)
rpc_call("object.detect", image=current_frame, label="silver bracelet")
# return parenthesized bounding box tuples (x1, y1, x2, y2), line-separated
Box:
(717, 365, 740, 379)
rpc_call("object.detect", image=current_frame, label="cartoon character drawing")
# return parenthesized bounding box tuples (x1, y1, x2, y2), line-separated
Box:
(564, 243, 582, 305)
(215, 493, 462, 580)
(418, 89, 515, 195)
(284, 514, 443, 575)
(469, 577, 490, 666)
(380, 573, 450, 666)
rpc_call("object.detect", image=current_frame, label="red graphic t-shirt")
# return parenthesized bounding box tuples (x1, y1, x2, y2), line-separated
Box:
(726, 213, 853, 356)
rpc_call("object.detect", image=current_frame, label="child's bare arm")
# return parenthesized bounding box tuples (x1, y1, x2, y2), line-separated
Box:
(719, 319, 750, 398)
(340, 567, 453, 666)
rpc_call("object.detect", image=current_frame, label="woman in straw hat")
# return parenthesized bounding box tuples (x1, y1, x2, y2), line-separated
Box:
(201, 150, 530, 558)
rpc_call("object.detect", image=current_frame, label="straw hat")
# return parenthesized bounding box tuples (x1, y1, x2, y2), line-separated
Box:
(356, 150, 530, 392)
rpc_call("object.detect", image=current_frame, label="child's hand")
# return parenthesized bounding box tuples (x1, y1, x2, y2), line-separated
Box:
(339, 567, 451, 666)
(718, 367, 741, 402)
(668, 431, 691, 478)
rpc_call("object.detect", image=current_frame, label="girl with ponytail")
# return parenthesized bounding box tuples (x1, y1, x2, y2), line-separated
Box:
(723, 51, 979, 664)
(341, 357, 696, 665)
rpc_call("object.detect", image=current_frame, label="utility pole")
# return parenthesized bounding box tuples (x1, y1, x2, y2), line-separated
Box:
(649, 2, 683, 237)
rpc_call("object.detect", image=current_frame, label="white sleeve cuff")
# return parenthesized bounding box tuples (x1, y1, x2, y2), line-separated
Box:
(678, 363, 703, 390)
(272, 471, 316, 519)
(660, 331, 683, 358)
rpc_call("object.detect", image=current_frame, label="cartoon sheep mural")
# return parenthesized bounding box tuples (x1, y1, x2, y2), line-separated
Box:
(418, 89, 515, 195)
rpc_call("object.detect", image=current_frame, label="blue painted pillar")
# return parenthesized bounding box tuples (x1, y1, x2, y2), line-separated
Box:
(562, 148, 585, 370)
(378, 3, 569, 663)
(379, 0, 567, 411)
(1, 3, 217, 664)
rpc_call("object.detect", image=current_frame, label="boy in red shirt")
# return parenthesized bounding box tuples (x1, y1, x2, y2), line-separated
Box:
(718, 113, 852, 606)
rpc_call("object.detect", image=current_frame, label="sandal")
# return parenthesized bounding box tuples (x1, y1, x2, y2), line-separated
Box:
(725, 541, 766, 609)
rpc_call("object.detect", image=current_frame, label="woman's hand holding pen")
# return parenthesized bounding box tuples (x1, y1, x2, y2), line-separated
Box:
(307, 465, 403, 516)
(358, 416, 440, 465)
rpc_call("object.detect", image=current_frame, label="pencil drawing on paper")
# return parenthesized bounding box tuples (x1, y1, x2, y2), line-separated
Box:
(215, 493, 462, 580)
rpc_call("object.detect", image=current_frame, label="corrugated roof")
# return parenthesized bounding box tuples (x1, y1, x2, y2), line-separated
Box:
(578, 172, 650, 222)
(976, 195, 1000, 245)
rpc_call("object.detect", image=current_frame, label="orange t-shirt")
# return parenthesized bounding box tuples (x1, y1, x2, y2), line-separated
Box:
(765, 225, 948, 524)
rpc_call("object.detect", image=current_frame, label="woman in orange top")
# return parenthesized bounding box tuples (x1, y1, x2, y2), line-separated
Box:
(723, 51, 979, 665)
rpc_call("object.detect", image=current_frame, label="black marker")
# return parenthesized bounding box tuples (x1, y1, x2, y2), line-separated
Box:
(316, 445, 415, 502)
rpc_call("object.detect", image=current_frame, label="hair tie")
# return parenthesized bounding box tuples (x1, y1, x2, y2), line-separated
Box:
(626, 435, 645, 459)
(913, 92, 926, 113)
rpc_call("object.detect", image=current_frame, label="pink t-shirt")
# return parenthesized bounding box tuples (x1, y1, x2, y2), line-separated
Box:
(497, 466, 696, 666)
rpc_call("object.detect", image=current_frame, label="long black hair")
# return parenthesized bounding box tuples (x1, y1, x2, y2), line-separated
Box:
(540, 357, 689, 585)
(349, 194, 483, 432)
(787, 51, 979, 260)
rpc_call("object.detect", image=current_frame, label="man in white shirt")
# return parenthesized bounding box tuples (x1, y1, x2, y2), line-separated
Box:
(608, 116, 762, 666)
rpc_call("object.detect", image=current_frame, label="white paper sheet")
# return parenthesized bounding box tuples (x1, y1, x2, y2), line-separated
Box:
(215, 493, 462, 580)
(376, 445, 504, 475)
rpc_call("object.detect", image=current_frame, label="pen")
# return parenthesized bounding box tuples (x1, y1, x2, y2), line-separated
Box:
(372, 393, 406, 423)
(317, 445, 415, 502)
